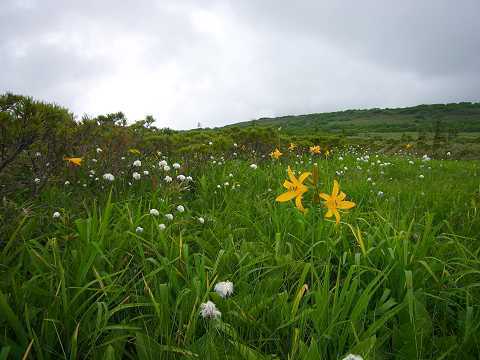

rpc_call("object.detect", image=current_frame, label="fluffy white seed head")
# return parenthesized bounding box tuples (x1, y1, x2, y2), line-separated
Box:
(200, 301, 221, 319)
(102, 173, 115, 181)
(149, 209, 159, 216)
(214, 281, 234, 298)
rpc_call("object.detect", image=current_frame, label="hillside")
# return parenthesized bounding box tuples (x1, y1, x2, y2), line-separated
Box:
(228, 102, 480, 135)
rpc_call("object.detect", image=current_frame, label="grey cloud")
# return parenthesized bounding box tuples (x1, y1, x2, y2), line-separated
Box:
(1, 0, 479, 129)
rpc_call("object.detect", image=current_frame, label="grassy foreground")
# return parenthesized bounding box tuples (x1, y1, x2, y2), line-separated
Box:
(1, 146, 480, 359)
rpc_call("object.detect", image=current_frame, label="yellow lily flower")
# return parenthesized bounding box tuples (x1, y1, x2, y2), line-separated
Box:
(309, 145, 321, 154)
(270, 148, 283, 159)
(319, 180, 355, 224)
(325, 149, 331, 157)
(64, 157, 82, 166)
(405, 143, 413, 149)
(288, 143, 297, 151)
(276, 166, 311, 212)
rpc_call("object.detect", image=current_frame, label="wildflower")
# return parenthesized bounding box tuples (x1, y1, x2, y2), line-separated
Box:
(35, 152, 41, 157)
(186, 176, 193, 182)
(121, 156, 126, 160)
(102, 173, 115, 181)
(132, 172, 141, 180)
(233, 143, 238, 147)
(214, 281, 234, 298)
(129, 148, 141, 155)
(325, 149, 331, 157)
(309, 145, 321, 154)
(96, 147, 103, 153)
(270, 148, 283, 159)
(419, 174, 424, 179)
(64, 181, 70, 185)
(64, 157, 82, 166)
(342, 355, 363, 360)
(34, 178, 41, 184)
(367, 177, 372, 182)
(288, 143, 296, 151)
(133, 160, 142, 167)
(377, 191, 384, 197)
(135, 226, 144, 233)
(319, 180, 355, 224)
(422, 154, 431, 162)
(159, 223, 166, 230)
(176, 205, 185, 213)
(164, 176, 173, 183)
(159, 160, 168, 167)
(143, 170, 149, 176)
(208, 141, 213, 145)
(173, 163, 181, 169)
(52, 211, 61, 218)
(446, 151, 451, 156)
(276, 166, 311, 213)
(165, 213, 174, 221)
(405, 143, 413, 150)
(200, 301, 221, 319)
(250, 164, 257, 170)
(91, 158, 98, 163)
(198, 217, 205, 224)
(150, 209, 159, 216)
(177, 174, 186, 181)
(163, 165, 171, 172)
(408, 160, 414, 165)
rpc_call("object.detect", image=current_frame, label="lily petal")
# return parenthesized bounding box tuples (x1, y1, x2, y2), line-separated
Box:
(276, 191, 297, 202)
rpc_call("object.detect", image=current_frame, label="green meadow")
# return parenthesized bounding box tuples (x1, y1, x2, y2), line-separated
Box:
(2, 149, 480, 359)
(1, 94, 480, 359)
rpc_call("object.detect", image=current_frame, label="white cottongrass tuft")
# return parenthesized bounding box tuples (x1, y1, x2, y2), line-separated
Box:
(135, 226, 144, 233)
(177, 174, 186, 181)
(186, 176, 193, 182)
(96, 147, 103, 153)
(64, 181, 70, 185)
(173, 163, 181, 169)
(159, 160, 168, 167)
(164, 175, 173, 183)
(250, 164, 257, 170)
(149, 209, 159, 216)
(132, 172, 141, 180)
(198, 217, 205, 224)
(52, 211, 61, 219)
(34, 178, 41, 184)
(199, 301, 221, 319)
(377, 191, 384, 197)
(419, 174, 424, 179)
(103, 173, 115, 181)
(133, 160, 141, 167)
(143, 170, 149, 176)
(214, 281, 234, 298)
(165, 213, 173, 221)
(342, 354, 363, 360)
(176, 205, 185, 213)
(158, 223, 166, 231)
(163, 165, 171, 172)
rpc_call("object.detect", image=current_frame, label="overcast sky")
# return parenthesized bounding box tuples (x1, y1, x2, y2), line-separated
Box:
(1, 1, 479, 129)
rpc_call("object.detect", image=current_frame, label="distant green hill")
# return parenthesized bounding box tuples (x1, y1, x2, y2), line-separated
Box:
(227, 102, 480, 135)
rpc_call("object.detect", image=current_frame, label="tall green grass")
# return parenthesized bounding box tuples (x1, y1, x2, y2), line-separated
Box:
(1, 150, 479, 358)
